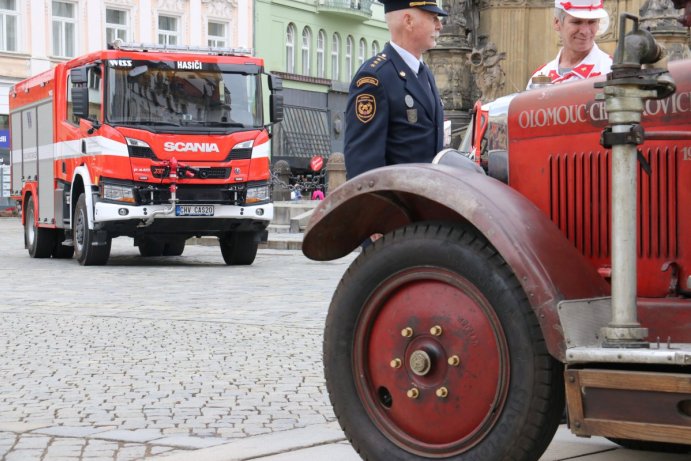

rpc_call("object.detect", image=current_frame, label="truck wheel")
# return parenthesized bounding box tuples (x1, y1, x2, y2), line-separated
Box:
(24, 195, 55, 258)
(162, 238, 186, 256)
(52, 229, 74, 259)
(219, 232, 258, 265)
(73, 194, 111, 266)
(324, 222, 564, 461)
(607, 438, 691, 453)
(138, 237, 165, 257)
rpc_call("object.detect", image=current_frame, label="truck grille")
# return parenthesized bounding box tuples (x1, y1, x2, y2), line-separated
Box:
(135, 184, 245, 205)
(548, 147, 678, 259)
(150, 167, 230, 179)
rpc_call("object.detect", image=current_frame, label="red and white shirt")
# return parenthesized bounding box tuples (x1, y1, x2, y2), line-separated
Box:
(527, 44, 612, 88)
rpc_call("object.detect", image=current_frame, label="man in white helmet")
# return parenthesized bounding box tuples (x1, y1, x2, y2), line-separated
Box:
(527, 0, 612, 87)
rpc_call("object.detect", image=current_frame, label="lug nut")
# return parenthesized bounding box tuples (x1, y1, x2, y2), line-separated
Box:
(406, 388, 420, 399)
(447, 355, 460, 366)
(436, 387, 448, 398)
(401, 327, 413, 337)
(390, 358, 402, 368)
(430, 325, 443, 336)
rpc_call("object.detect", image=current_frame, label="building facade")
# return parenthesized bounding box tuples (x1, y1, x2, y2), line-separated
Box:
(0, 0, 251, 206)
(254, 0, 388, 174)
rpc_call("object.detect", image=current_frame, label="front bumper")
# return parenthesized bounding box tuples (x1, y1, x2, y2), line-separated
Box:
(93, 201, 273, 238)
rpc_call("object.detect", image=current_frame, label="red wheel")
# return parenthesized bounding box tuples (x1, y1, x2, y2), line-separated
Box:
(355, 268, 509, 456)
(324, 223, 563, 461)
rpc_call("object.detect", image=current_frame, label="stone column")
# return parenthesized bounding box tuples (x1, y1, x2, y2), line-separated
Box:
(426, 0, 479, 148)
(326, 152, 346, 195)
(271, 160, 292, 201)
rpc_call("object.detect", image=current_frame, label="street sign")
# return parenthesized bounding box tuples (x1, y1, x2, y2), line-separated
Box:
(310, 155, 324, 172)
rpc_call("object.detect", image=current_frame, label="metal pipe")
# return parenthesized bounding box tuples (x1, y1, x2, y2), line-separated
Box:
(610, 126, 640, 328)
(644, 131, 691, 141)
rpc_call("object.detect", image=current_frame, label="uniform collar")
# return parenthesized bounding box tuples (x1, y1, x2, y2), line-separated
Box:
(389, 41, 422, 76)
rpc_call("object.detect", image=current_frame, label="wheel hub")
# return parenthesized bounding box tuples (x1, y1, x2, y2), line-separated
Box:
(409, 350, 432, 376)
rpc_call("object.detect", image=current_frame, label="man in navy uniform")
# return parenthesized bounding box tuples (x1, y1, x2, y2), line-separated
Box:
(344, 0, 447, 179)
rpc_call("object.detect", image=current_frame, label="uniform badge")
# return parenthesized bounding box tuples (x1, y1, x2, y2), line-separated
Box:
(407, 108, 418, 124)
(356, 94, 376, 123)
(405, 95, 414, 108)
(356, 77, 379, 88)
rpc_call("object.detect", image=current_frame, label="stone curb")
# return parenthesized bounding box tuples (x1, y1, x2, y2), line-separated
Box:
(151, 422, 346, 461)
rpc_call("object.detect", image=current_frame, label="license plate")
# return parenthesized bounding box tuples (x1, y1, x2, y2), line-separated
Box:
(175, 205, 215, 216)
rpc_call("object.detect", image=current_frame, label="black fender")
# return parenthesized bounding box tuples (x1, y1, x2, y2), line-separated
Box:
(302, 163, 610, 361)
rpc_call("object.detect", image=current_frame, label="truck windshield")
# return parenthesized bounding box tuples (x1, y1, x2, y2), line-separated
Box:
(106, 60, 262, 132)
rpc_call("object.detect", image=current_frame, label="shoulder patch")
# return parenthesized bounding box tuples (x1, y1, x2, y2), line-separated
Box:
(355, 94, 376, 123)
(356, 76, 379, 88)
(368, 53, 388, 69)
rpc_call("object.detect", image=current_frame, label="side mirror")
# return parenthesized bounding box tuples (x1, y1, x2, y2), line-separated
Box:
(70, 67, 88, 84)
(268, 74, 284, 123)
(270, 93, 284, 124)
(268, 74, 283, 92)
(70, 68, 89, 120)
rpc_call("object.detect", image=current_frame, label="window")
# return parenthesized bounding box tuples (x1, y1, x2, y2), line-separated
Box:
(358, 38, 366, 68)
(372, 40, 380, 56)
(105, 8, 129, 45)
(316, 29, 325, 78)
(345, 35, 353, 81)
(158, 14, 178, 46)
(331, 33, 340, 81)
(208, 21, 227, 47)
(52, 1, 76, 57)
(286, 23, 296, 74)
(0, 0, 18, 52)
(301, 27, 311, 76)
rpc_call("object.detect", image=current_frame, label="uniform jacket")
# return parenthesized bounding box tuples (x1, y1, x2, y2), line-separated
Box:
(344, 43, 444, 179)
(527, 43, 612, 88)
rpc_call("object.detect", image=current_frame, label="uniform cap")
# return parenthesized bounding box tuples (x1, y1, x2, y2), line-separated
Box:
(556, 0, 609, 34)
(381, 0, 448, 16)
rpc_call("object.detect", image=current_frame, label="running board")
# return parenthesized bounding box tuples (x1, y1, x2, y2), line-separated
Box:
(565, 368, 691, 445)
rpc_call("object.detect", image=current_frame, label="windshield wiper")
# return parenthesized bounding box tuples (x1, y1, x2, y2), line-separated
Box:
(109, 119, 181, 127)
(131, 120, 181, 126)
(182, 120, 246, 128)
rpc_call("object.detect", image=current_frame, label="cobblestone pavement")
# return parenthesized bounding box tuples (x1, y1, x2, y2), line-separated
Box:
(0, 217, 356, 460)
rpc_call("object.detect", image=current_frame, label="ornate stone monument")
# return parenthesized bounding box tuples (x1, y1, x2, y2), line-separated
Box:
(425, 0, 479, 148)
(469, 36, 507, 102)
(426, 0, 508, 147)
(639, 0, 691, 60)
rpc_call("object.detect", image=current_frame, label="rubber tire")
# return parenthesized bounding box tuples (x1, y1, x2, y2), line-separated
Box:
(73, 194, 111, 266)
(24, 195, 55, 258)
(324, 222, 564, 461)
(52, 229, 74, 259)
(219, 232, 258, 265)
(607, 438, 691, 454)
(162, 238, 186, 256)
(138, 237, 165, 257)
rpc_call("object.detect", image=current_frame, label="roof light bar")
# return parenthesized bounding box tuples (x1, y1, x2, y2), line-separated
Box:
(108, 39, 253, 56)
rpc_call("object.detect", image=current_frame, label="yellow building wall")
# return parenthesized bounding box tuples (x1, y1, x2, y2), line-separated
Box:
(479, 0, 643, 94)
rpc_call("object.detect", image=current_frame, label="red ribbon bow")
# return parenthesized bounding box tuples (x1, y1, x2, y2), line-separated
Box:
(559, 0, 603, 10)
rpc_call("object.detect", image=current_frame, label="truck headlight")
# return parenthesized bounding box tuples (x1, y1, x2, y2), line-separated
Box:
(102, 183, 136, 203)
(245, 184, 270, 204)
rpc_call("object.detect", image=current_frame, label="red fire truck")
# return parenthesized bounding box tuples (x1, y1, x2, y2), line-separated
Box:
(10, 41, 283, 265)
(302, 9, 691, 461)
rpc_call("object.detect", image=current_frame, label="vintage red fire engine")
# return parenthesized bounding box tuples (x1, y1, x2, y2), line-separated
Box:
(302, 8, 691, 461)
(10, 41, 283, 265)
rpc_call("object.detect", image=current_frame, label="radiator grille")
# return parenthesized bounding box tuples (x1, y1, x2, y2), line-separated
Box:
(548, 148, 677, 259)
